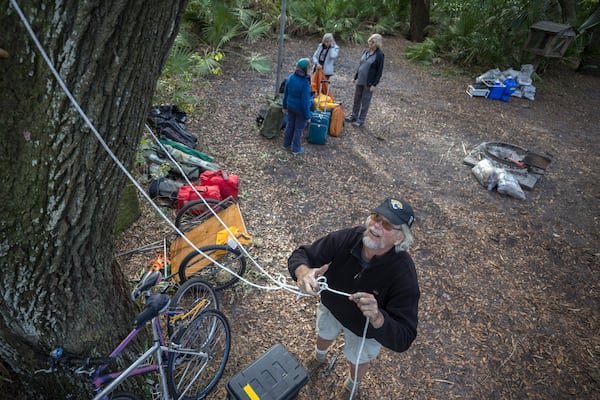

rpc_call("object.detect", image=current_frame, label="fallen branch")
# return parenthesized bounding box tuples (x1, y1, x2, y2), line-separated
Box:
(433, 378, 455, 385)
(500, 336, 518, 367)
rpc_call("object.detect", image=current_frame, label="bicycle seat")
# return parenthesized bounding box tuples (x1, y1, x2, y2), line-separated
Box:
(131, 270, 163, 300)
(132, 293, 170, 329)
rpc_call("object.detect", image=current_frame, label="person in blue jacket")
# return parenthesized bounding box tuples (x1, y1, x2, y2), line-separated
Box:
(282, 58, 312, 155)
(288, 197, 419, 398)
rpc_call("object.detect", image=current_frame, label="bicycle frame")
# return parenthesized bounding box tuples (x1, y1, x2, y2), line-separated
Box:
(91, 314, 167, 400)
(91, 307, 209, 400)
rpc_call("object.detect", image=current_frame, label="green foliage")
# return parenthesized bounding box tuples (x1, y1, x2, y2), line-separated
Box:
(157, 0, 600, 111)
(155, 33, 224, 112)
(421, 0, 600, 69)
(243, 19, 272, 42)
(578, 3, 600, 33)
(406, 38, 439, 65)
(245, 53, 271, 73)
(155, 0, 273, 110)
(284, 0, 409, 43)
(184, 0, 271, 47)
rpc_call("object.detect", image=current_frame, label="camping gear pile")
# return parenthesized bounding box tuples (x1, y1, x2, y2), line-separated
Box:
(308, 67, 345, 142)
(144, 105, 239, 210)
(257, 67, 345, 142)
(466, 65, 536, 101)
(464, 141, 553, 197)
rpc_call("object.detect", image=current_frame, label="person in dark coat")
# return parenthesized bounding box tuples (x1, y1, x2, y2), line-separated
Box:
(346, 33, 385, 128)
(288, 197, 419, 399)
(282, 58, 312, 155)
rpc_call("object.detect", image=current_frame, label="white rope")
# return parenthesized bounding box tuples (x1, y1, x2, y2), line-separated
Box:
(13, 4, 370, 393)
(9, 0, 294, 295)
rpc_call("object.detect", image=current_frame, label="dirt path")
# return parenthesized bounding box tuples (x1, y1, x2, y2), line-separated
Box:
(121, 36, 600, 399)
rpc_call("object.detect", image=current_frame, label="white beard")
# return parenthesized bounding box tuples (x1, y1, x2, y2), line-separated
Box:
(363, 234, 385, 250)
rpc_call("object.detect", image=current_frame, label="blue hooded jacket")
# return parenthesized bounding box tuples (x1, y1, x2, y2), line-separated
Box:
(283, 68, 311, 120)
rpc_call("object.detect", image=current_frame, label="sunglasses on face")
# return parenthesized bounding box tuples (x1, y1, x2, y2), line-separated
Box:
(370, 213, 402, 231)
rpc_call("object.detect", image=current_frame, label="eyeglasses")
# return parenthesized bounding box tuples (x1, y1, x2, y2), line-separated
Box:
(370, 213, 401, 231)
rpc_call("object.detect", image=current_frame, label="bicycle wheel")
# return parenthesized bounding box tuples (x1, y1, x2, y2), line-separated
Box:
(178, 244, 246, 291)
(168, 278, 219, 337)
(167, 309, 231, 400)
(175, 198, 223, 232)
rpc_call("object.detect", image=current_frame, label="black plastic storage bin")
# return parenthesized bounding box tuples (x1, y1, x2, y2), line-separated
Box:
(226, 343, 308, 400)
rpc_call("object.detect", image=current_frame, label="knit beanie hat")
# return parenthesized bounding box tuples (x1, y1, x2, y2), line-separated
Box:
(296, 58, 309, 73)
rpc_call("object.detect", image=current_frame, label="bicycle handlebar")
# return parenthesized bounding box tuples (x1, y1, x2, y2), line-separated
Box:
(34, 348, 116, 375)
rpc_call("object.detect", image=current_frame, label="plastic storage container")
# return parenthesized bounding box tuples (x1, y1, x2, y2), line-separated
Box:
(486, 81, 507, 101)
(466, 82, 490, 98)
(226, 343, 308, 400)
(503, 78, 518, 99)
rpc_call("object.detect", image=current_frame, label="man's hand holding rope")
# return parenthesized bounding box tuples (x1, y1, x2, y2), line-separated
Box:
(295, 264, 330, 295)
(350, 292, 385, 329)
(296, 264, 385, 329)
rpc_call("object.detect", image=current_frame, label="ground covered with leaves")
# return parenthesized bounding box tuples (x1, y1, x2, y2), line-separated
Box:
(118, 36, 599, 399)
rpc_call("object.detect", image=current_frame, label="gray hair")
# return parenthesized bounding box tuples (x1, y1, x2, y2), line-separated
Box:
(368, 33, 383, 48)
(323, 33, 336, 46)
(395, 224, 414, 253)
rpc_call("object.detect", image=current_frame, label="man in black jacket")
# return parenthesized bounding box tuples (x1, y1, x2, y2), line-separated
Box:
(288, 197, 419, 398)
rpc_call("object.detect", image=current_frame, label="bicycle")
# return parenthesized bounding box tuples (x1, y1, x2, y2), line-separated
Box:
(134, 251, 221, 337)
(36, 270, 231, 400)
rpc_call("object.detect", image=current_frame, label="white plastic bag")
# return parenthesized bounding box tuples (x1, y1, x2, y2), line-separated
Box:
(497, 170, 526, 200)
(472, 159, 499, 190)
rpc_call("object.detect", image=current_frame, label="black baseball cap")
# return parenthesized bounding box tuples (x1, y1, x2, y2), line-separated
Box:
(371, 198, 415, 228)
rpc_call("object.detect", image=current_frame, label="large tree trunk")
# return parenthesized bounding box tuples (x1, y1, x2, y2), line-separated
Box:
(407, 0, 430, 42)
(0, 0, 186, 397)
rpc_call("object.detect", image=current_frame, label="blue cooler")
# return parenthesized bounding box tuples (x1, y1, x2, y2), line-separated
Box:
(487, 81, 507, 101)
(503, 78, 518, 101)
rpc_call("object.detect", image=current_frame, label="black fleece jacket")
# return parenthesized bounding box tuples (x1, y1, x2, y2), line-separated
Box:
(288, 226, 419, 353)
(353, 47, 384, 87)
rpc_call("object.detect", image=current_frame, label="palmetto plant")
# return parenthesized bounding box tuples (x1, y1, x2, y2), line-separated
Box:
(408, 0, 599, 69)
(156, 0, 272, 109)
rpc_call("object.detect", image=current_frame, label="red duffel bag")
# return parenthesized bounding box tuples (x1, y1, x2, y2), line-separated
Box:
(199, 170, 239, 199)
(176, 184, 222, 210)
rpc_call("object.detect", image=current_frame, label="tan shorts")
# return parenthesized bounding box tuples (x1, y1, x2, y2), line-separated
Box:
(316, 302, 381, 364)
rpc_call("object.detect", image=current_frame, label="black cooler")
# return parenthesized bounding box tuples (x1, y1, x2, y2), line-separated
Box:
(226, 343, 308, 400)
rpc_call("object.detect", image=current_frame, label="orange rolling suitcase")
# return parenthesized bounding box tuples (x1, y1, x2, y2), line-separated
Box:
(328, 105, 344, 137)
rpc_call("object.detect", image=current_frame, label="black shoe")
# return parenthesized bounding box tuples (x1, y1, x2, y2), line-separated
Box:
(352, 121, 363, 127)
(345, 116, 356, 123)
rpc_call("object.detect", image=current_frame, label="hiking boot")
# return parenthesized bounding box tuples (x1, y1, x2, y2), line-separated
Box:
(352, 121, 363, 128)
(292, 147, 305, 155)
(334, 382, 361, 400)
(303, 354, 328, 380)
(345, 115, 356, 123)
(334, 376, 362, 399)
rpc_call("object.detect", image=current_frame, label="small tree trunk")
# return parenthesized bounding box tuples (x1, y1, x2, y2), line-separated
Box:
(0, 0, 186, 397)
(557, 0, 577, 22)
(407, 0, 431, 43)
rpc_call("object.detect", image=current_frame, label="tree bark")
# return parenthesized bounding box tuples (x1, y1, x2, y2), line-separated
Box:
(0, 0, 186, 397)
(557, 0, 577, 22)
(407, 0, 430, 42)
